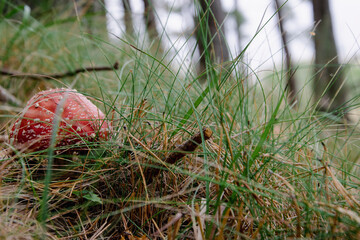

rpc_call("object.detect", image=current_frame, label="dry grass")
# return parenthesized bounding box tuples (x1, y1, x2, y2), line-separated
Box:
(1, 108, 360, 239)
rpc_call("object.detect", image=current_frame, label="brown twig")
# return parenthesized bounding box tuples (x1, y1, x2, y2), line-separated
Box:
(0, 85, 22, 106)
(145, 127, 213, 183)
(0, 62, 119, 80)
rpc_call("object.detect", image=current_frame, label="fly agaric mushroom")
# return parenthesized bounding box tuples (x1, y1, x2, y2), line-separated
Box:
(9, 88, 111, 151)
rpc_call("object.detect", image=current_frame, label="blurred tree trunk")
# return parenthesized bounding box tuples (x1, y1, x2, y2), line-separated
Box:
(122, 0, 134, 36)
(5, 0, 55, 17)
(75, 0, 106, 16)
(312, 0, 348, 117)
(231, 0, 244, 51)
(73, 0, 106, 37)
(92, 0, 105, 13)
(142, 0, 163, 56)
(196, 0, 229, 84)
(143, 0, 160, 42)
(274, 0, 297, 107)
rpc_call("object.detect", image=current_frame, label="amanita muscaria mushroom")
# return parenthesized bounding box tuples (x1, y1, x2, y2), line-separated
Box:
(9, 88, 111, 151)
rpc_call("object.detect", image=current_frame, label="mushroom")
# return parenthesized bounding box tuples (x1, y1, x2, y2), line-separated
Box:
(9, 88, 111, 151)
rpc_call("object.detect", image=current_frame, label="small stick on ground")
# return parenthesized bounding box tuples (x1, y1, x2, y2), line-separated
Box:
(0, 62, 119, 80)
(145, 127, 213, 183)
(0, 86, 22, 106)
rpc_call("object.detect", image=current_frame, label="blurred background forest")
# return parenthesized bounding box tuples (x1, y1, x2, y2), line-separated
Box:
(1, 0, 360, 119)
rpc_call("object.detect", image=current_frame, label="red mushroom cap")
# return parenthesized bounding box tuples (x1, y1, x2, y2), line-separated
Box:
(9, 88, 111, 151)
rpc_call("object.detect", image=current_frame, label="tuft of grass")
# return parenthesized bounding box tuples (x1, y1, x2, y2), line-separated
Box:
(1, 1, 360, 239)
